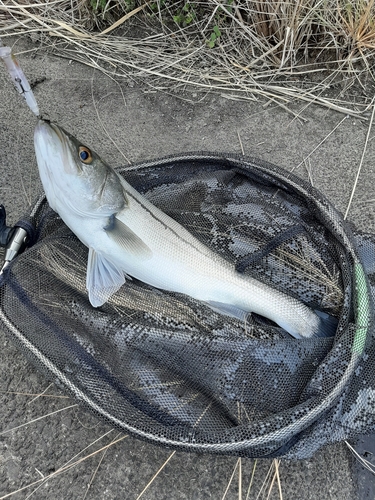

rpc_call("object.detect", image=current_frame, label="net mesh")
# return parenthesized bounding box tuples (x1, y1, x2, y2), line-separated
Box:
(0, 152, 373, 459)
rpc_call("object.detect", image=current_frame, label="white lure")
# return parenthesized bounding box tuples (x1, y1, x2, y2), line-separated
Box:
(34, 120, 337, 339)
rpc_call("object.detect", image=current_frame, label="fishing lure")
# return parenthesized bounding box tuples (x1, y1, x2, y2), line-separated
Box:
(0, 39, 39, 116)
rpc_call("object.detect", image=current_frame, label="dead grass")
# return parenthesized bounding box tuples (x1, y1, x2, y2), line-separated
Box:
(0, 0, 375, 115)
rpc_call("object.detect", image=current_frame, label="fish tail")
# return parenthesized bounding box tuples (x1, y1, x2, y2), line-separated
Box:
(313, 310, 338, 338)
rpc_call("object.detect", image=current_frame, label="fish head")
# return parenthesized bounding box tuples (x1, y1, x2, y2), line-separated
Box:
(34, 120, 126, 215)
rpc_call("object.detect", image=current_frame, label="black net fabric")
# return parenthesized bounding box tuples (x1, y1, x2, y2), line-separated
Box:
(0, 152, 374, 459)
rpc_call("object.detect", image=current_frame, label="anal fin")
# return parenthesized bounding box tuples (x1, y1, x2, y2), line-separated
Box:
(205, 300, 249, 322)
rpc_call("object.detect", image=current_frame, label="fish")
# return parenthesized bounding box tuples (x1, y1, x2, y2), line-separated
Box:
(33, 120, 337, 339)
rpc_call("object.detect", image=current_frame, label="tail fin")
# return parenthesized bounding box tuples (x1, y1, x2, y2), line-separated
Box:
(313, 310, 338, 338)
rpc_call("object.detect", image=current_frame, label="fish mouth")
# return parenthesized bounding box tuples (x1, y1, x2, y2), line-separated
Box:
(35, 120, 67, 147)
(34, 120, 81, 174)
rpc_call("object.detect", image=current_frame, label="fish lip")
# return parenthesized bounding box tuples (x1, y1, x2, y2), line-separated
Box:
(35, 120, 83, 174)
(35, 119, 66, 145)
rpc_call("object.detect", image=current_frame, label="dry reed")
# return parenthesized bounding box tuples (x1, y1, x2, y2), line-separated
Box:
(0, 0, 375, 115)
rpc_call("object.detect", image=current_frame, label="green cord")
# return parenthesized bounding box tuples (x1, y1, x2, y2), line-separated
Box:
(353, 262, 371, 355)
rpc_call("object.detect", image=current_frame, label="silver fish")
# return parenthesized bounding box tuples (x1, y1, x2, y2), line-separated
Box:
(34, 120, 337, 339)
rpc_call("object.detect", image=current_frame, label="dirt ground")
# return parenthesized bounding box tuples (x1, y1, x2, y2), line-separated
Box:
(1, 35, 374, 499)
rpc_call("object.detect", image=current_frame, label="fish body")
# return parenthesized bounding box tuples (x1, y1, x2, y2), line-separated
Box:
(34, 120, 337, 339)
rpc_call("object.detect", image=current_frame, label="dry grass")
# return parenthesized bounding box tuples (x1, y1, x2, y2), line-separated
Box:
(0, 0, 375, 115)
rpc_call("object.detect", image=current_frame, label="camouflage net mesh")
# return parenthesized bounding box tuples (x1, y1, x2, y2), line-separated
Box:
(0, 152, 373, 459)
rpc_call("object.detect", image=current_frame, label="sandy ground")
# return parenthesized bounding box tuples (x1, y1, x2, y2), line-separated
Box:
(1, 35, 374, 499)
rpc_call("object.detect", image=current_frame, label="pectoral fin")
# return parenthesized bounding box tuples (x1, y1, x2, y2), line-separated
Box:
(86, 247, 125, 307)
(105, 214, 152, 259)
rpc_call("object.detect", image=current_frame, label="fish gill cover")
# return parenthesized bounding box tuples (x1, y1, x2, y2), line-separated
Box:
(0, 152, 374, 459)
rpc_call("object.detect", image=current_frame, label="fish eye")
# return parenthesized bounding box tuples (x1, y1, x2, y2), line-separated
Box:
(78, 146, 93, 164)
